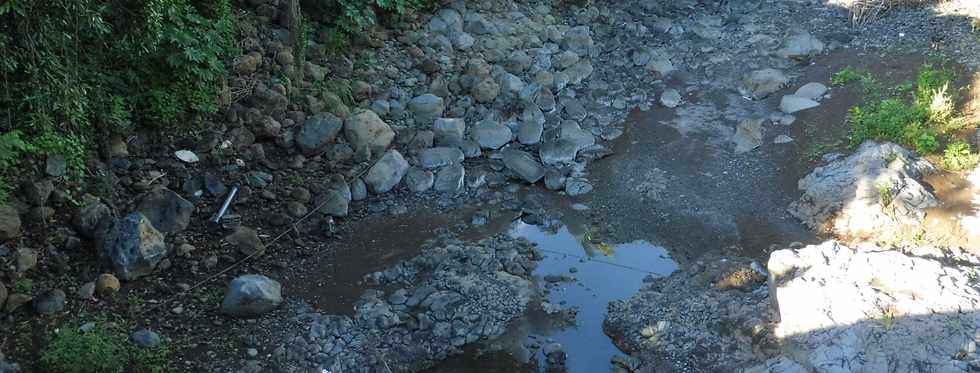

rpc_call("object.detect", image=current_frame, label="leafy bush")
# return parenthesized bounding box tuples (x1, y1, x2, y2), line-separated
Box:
(0, 0, 237, 190)
(40, 320, 171, 373)
(942, 141, 980, 171)
(847, 64, 959, 155)
(832, 66, 870, 86)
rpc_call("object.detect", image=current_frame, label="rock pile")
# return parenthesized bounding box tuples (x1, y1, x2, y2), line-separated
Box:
(272, 235, 540, 372)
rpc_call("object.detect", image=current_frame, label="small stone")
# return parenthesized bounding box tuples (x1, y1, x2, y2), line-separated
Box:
(434, 164, 465, 193)
(95, 273, 121, 296)
(131, 329, 161, 348)
(364, 150, 410, 194)
(0, 204, 22, 240)
(419, 147, 464, 169)
(740, 68, 789, 99)
(5, 293, 32, 313)
(502, 149, 546, 183)
(434, 118, 466, 146)
(285, 201, 308, 218)
(472, 119, 512, 150)
(795, 82, 828, 100)
(351, 178, 368, 201)
(174, 150, 200, 163)
(344, 110, 395, 156)
(225, 227, 265, 256)
(77, 282, 96, 300)
(660, 89, 682, 108)
(774, 135, 795, 144)
(221, 274, 283, 318)
(735, 118, 765, 154)
(404, 168, 435, 193)
(34, 289, 66, 315)
(176, 243, 196, 257)
(565, 178, 593, 196)
(46, 154, 68, 177)
(137, 188, 194, 234)
(779, 95, 820, 114)
(409, 94, 446, 125)
(296, 112, 343, 156)
(14, 248, 37, 273)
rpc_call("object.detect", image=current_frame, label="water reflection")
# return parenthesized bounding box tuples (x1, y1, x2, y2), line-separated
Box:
(509, 221, 678, 373)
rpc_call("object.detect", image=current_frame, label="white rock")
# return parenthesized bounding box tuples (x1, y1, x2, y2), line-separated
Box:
(174, 150, 199, 163)
(773, 135, 794, 144)
(660, 89, 682, 108)
(794, 82, 828, 100)
(788, 141, 939, 240)
(765, 240, 980, 372)
(779, 95, 820, 114)
(734, 118, 764, 153)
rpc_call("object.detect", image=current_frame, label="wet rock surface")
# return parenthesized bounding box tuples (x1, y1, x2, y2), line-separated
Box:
(604, 254, 774, 372)
(270, 235, 539, 372)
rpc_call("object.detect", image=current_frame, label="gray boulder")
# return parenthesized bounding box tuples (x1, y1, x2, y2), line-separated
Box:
(472, 119, 512, 150)
(72, 197, 111, 239)
(779, 32, 824, 59)
(404, 168, 435, 193)
(344, 110, 395, 156)
(562, 26, 594, 56)
(779, 95, 820, 114)
(428, 8, 463, 35)
(434, 118, 466, 146)
(137, 188, 194, 234)
(316, 189, 349, 217)
(409, 94, 445, 125)
(365, 150, 409, 194)
(34, 289, 66, 315)
(296, 112, 343, 156)
(97, 213, 167, 280)
(0, 204, 20, 241)
(789, 141, 939, 240)
(518, 120, 544, 145)
(221, 274, 282, 318)
(502, 149, 546, 183)
(795, 82, 828, 100)
(734, 118, 764, 154)
(419, 147, 464, 169)
(131, 329, 162, 348)
(434, 164, 465, 193)
(740, 68, 789, 99)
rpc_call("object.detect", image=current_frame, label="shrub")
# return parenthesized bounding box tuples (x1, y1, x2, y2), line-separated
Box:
(847, 64, 961, 155)
(0, 0, 237, 190)
(40, 320, 171, 373)
(942, 141, 980, 171)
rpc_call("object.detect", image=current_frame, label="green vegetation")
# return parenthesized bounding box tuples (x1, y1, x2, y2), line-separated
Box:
(877, 181, 895, 208)
(831, 66, 871, 86)
(942, 141, 980, 171)
(844, 63, 977, 160)
(40, 319, 171, 373)
(14, 278, 33, 293)
(0, 0, 239, 200)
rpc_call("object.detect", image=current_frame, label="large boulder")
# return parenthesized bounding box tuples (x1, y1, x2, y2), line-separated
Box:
(758, 241, 980, 372)
(789, 141, 939, 240)
(0, 204, 20, 241)
(433, 118, 466, 146)
(97, 213, 168, 280)
(137, 187, 194, 234)
(296, 112, 343, 156)
(344, 110, 395, 156)
(365, 150, 409, 194)
(221, 274, 282, 318)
